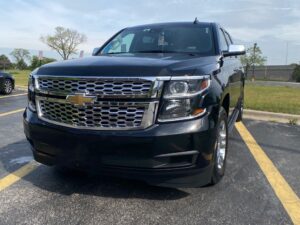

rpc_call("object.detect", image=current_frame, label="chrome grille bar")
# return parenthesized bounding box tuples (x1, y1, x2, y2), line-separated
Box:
(34, 75, 165, 98)
(36, 96, 158, 130)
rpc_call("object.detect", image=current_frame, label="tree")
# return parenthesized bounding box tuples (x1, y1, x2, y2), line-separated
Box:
(40, 26, 87, 60)
(240, 43, 266, 81)
(16, 59, 28, 70)
(292, 65, 300, 82)
(30, 56, 56, 70)
(0, 54, 12, 70)
(10, 48, 31, 70)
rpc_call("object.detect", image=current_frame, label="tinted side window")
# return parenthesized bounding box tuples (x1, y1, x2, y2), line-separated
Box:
(219, 29, 228, 51)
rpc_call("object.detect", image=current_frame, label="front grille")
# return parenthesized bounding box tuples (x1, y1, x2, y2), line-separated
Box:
(37, 98, 151, 129)
(37, 77, 154, 97)
(34, 76, 164, 130)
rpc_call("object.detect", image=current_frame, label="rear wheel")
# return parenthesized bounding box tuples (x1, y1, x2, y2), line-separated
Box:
(210, 106, 228, 185)
(0, 79, 13, 95)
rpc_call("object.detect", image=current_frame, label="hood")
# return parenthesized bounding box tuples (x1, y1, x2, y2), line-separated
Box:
(0, 72, 13, 79)
(37, 53, 219, 77)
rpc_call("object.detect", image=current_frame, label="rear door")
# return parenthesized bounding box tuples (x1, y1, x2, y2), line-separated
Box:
(218, 28, 236, 117)
(219, 28, 240, 113)
(224, 30, 243, 109)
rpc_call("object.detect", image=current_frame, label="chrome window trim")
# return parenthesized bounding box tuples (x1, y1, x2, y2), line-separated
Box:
(36, 95, 159, 131)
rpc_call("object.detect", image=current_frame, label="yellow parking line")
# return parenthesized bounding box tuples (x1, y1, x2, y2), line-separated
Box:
(0, 161, 39, 192)
(235, 122, 300, 225)
(0, 108, 24, 117)
(0, 93, 27, 99)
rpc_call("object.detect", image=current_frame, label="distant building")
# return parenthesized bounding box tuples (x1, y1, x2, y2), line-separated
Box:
(249, 65, 296, 81)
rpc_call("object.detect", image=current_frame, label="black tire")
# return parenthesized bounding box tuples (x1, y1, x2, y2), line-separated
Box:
(0, 79, 13, 95)
(210, 106, 228, 185)
(236, 98, 244, 122)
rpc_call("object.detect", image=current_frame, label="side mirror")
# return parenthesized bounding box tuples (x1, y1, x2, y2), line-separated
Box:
(92, 47, 100, 56)
(223, 44, 245, 57)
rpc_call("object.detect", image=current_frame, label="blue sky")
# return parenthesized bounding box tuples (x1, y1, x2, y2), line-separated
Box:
(0, 0, 299, 65)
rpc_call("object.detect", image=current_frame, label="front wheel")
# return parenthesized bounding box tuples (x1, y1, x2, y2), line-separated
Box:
(210, 106, 228, 185)
(0, 79, 13, 95)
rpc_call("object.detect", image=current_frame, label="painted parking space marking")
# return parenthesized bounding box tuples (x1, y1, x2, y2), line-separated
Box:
(0, 108, 24, 117)
(235, 122, 300, 225)
(0, 93, 27, 99)
(0, 161, 39, 192)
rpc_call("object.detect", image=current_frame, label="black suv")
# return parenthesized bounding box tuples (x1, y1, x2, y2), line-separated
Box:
(24, 22, 245, 187)
(0, 72, 15, 94)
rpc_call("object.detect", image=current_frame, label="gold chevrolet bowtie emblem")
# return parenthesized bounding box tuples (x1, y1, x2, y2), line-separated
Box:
(66, 93, 96, 107)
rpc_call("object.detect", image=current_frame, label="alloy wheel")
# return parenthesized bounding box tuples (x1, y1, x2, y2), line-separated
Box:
(4, 80, 12, 94)
(216, 120, 227, 172)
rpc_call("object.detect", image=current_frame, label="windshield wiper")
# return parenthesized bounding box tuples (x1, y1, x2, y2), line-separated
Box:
(133, 50, 179, 53)
(105, 52, 128, 54)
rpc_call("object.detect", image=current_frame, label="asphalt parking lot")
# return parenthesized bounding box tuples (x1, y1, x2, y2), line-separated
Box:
(0, 91, 299, 225)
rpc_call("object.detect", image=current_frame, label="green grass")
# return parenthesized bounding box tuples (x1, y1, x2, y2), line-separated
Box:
(7, 69, 31, 87)
(245, 84, 300, 115)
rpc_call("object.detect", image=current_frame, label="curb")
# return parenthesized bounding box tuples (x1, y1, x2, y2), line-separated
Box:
(244, 109, 300, 125)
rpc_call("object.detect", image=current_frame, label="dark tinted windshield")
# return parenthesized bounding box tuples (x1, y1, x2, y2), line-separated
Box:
(101, 25, 215, 55)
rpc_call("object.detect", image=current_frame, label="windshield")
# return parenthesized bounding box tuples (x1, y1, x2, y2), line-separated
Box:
(100, 25, 215, 55)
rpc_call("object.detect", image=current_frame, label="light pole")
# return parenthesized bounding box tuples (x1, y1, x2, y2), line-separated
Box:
(285, 42, 289, 65)
(251, 43, 257, 82)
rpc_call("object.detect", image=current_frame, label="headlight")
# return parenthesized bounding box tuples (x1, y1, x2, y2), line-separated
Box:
(158, 75, 210, 122)
(163, 77, 210, 99)
(168, 81, 189, 95)
(27, 73, 36, 112)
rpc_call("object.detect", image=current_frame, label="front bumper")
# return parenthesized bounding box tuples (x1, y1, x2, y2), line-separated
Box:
(23, 107, 218, 187)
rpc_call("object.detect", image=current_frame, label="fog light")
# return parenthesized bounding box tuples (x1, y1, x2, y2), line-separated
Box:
(158, 99, 191, 121)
